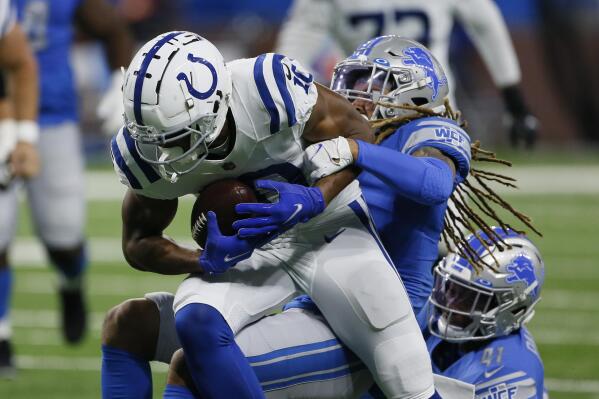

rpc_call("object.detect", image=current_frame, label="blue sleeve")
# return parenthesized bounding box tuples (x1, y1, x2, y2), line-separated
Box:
(400, 118, 472, 184)
(355, 140, 454, 206)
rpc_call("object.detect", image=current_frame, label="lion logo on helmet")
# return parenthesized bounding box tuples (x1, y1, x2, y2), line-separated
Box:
(401, 47, 447, 100)
(505, 256, 539, 298)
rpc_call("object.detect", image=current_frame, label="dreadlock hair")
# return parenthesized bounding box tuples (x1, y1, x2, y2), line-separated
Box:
(371, 100, 542, 272)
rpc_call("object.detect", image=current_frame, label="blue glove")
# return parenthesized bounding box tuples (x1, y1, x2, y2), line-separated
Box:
(199, 211, 260, 274)
(233, 180, 325, 238)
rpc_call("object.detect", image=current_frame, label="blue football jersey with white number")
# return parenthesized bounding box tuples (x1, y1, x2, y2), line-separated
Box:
(357, 116, 470, 314)
(427, 328, 544, 399)
(15, 0, 82, 125)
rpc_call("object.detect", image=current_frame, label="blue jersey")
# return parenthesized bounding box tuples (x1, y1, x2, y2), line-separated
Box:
(16, 0, 82, 125)
(357, 116, 470, 314)
(427, 328, 544, 399)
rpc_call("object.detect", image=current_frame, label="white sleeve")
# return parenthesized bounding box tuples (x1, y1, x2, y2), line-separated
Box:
(253, 53, 318, 135)
(275, 0, 335, 72)
(453, 0, 521, 88)
(0, 0, 16, 39)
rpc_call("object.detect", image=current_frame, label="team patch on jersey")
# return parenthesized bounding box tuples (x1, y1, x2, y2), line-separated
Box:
(479, 383, 518, 399)
(401, 47, 447, 100)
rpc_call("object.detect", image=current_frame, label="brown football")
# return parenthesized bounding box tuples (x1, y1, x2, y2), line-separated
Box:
(190, 179, 257, 248)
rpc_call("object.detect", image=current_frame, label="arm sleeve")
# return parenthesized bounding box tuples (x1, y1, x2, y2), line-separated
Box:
(355, 140, 454, 206)
(275, 0, 334, 72)
(453, 0, 521, 88)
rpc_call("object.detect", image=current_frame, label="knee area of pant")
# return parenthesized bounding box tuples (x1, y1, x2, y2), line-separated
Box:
(372, 335, 433, 398)
(175, 303, 230, 348)
(102, 299, 157, 351)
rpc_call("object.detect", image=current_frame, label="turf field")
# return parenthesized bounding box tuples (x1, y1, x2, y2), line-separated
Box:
(0, 164, 598, 398)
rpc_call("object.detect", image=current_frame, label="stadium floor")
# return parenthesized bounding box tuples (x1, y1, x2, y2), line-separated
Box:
(1, 166, 598, 398)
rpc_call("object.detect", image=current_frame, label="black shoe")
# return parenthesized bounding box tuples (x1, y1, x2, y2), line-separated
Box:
(0, 339, 16, 378)
(59, 287, 87, 344)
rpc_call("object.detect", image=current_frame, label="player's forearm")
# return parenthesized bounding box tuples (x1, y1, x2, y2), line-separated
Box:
(12, 52, 38, 122)
(123, 236, 203, 275)
(354, 140, 454, 205)
(314, 166, 359, 205)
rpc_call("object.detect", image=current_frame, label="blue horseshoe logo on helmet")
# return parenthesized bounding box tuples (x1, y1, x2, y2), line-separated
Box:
(176, 53, 218, 100)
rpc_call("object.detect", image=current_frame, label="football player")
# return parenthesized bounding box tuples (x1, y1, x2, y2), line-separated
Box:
(109, 32, 434, 398)
(0, 0, 39, 376)
(163, 227, 547, 399)
(102, 36, 471, 398)
(426, 227, 546, 398)
(276, 0, 538, 148)
(0, 0, 134, 373)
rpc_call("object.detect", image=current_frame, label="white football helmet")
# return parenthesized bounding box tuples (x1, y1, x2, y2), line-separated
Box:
(331, 35, 448, 120)
(428, 227, 545, 342)
(122, 31, 232, 182)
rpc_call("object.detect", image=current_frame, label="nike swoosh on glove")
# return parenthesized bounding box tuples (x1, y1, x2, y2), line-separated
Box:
(200, 211, 263, 274)
(233, 180, 325, 238)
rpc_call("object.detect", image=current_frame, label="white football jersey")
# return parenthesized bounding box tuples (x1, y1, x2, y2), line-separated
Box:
(277, 0, 520, 89)
(0, 0, 15, 39)
(111, 53, 318, 200)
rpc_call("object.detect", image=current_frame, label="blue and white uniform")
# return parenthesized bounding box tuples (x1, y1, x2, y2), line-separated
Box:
(358, 116, 470, 323)
(0, 0, 86, 251)
(427, 327, 544, 399)
(113, 51, 435, 398)
(136, 116, 471, 398)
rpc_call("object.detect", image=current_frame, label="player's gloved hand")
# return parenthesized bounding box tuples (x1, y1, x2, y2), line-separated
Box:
(200, 211, 261, 274)
(233, 180, 325, 238)
(506, 113, 538, 149)
(10, 141, 40, 179)
(97, 70, 125, 137)
(303, 137, 354, 184)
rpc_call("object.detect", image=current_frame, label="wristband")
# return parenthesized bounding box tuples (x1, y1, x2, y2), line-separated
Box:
(16, 120, 39, 143)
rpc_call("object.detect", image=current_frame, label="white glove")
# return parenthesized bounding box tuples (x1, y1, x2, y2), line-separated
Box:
(97, 70, 125, 137)
(303, 137, 354, 184)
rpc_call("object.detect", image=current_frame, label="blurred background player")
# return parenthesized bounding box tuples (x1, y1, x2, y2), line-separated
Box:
(276, 0, 538, 148)
(0, 0, 39, 376)
(0, 0, 134, 374)
(426, 227, 546, 398)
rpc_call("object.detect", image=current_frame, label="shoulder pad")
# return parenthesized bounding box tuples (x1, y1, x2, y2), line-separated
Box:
(401, 117, 471, 184)
(239, 53, 317, 135)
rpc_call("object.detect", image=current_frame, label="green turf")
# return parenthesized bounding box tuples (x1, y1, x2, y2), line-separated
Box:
(1, 192, 598, 398)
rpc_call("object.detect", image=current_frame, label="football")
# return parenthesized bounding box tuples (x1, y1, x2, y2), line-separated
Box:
(190, 179, 257, 248)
